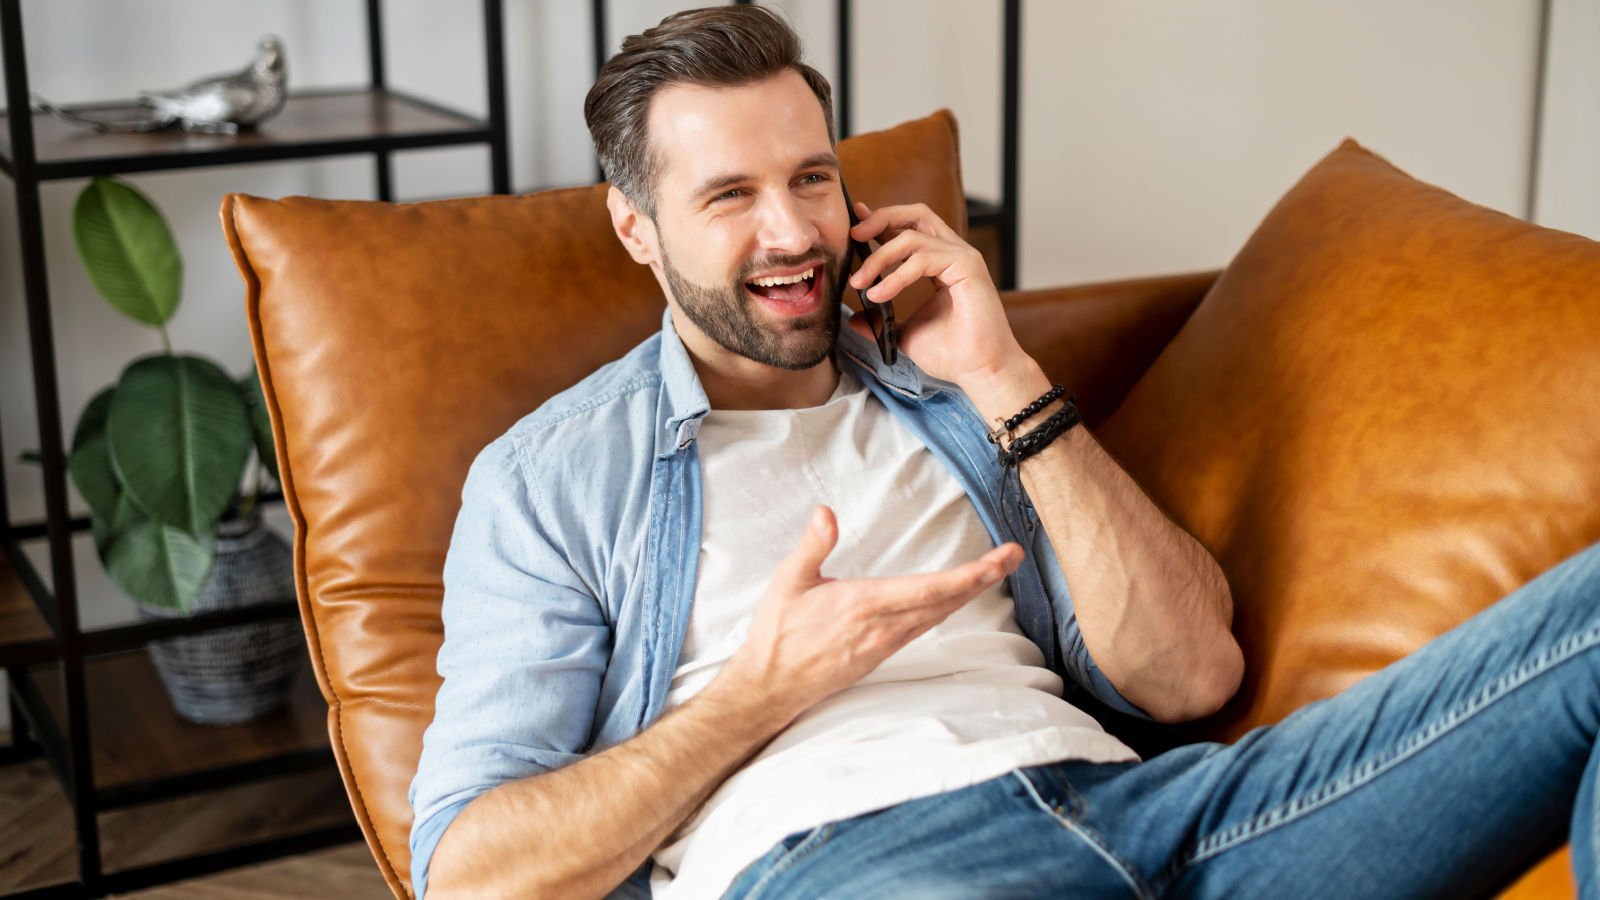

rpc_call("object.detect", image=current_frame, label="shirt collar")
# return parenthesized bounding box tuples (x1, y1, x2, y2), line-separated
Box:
(658, 303, 930, 449)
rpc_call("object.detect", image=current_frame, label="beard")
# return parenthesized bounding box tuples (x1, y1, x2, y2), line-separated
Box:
(660, 239, 845, 371)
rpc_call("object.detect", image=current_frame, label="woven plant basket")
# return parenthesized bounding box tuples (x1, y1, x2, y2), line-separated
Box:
(137, 509, 304, 725)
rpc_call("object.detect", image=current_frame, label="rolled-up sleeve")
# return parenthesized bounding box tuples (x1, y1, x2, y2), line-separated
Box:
(1024, 508, 1158, 723)
(408, 436, 611, 897)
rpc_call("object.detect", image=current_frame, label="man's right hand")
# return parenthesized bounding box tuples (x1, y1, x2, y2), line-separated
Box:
(715, 504, 1025, 723)
(429, 505, 1022, 898)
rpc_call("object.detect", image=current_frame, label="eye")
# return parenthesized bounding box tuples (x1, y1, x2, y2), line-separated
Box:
(798, 172, 830, 186)
(712, 188, 745, 202)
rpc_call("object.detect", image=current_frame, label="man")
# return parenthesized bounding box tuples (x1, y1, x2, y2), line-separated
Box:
(410, 7, 1600, 898)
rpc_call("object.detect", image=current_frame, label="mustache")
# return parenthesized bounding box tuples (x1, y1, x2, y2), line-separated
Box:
(735, 251, 835, 283)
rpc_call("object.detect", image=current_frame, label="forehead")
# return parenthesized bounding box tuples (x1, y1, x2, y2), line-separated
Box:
(648, 70, 833, 197)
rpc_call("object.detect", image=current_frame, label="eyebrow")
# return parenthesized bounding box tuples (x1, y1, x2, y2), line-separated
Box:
(689, 152, 842, 201)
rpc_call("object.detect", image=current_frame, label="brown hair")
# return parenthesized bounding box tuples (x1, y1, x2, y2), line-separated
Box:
(583, 5, 835, 219)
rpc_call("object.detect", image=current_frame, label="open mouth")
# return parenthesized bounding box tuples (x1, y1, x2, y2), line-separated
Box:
(744, 266, 819, 305)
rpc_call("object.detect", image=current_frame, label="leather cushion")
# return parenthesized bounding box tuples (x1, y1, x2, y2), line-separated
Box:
(1096, 139, 1600, 896)
(221, 109, 966, 897)
(1097, 137, 1600, 743)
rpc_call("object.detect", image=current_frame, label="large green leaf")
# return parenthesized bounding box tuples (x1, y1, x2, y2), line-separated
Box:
(67, 387, 120, 521)
(238, 368, 279, 483)
(106, 354, 252, 536)
(72, 178, 182, 327)
(91, 490, 144, 561)
(104, 510, 215, 611)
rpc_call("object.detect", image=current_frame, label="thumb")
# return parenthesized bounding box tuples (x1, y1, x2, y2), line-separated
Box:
(786, 505, 838, 580)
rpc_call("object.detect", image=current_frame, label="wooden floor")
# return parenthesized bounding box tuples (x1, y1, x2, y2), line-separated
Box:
(0, 750, 385, 898)
(0, 642, 392, 897)
(115, 843, 387, 899)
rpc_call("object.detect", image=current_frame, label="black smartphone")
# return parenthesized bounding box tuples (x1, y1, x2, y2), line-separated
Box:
(841, 182, 898, 366)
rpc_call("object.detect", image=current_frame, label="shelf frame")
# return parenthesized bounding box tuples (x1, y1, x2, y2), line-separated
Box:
(8, 489, 284, 543)
(1, 543, 56, 667)
(0, 1, 510, 895)
(20, 650, 334, 805)
(0, 88, 497, 182)
(1, 0, 103, 885)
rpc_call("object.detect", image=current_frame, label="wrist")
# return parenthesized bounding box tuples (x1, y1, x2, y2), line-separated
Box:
(700, 661, 805, 736)
(961, 355, 1058, 438)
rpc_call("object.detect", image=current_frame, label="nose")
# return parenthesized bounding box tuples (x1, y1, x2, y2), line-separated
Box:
(754, 191, 820, 257)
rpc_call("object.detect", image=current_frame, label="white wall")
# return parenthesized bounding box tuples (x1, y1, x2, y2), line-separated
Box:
(1, 1, 1589, 732)
(1535, 0, 1600, 238)
(1019, 3, 1550, 283)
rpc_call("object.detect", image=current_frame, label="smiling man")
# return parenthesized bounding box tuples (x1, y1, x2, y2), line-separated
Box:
(609, 67, 848, 408)
(408, 7, 1600, 899)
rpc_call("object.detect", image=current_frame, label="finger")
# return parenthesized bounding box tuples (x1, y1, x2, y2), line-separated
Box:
(848, 230, 927, 291)
(853, 241, 970, 307)
(859, 240, 990, 305)
(849, 203, 923, 246)
(863, 252, 946, 306)
(782, 505, 838, 583)
(884, 544, 1023, 613)
(850, 202, 959, 246)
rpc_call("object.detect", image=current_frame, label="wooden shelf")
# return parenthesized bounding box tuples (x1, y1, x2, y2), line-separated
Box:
(0, 756, 359, 892)
(15, 503, 297, 638)
(1, 88, 491, 180)
(29, 648, 328, 795)
(99, 768, 356, 878)
(966, 194, 1003, 227)
(0, 551, 54, 667)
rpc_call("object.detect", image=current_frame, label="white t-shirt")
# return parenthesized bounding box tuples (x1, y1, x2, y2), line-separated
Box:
(648, 364, 1140, 899)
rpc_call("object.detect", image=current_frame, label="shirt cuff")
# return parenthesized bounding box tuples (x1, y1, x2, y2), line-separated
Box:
(410, 797, 473, 899)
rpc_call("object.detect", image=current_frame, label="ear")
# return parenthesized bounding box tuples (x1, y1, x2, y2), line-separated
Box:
(607, 185, 659, 266)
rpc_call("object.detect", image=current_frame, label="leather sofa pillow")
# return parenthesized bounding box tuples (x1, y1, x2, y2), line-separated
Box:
(1096, 137, 1600, 747)
(1093, 137, 1600, 899)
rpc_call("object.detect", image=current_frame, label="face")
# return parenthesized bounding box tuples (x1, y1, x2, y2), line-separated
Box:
(628, 70, 849, 371)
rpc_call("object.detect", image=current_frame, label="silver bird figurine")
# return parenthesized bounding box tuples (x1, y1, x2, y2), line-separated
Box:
(32, 35, 287, 134)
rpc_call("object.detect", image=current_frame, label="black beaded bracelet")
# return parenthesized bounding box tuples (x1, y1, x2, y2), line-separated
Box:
(997, 394, 1082, 469)
(986, 383, 1066, 446)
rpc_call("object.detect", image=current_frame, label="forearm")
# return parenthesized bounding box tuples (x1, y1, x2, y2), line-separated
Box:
(963, 356, 1242, 722)
(426, 678, 795, 898)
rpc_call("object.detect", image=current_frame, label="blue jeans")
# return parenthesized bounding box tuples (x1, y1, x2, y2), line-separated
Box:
(723, 539, 1600, 899)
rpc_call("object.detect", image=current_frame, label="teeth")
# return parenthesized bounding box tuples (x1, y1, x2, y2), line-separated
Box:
(751, 267, 815, 288)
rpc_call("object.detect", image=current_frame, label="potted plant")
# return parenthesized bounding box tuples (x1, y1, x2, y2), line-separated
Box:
(48, 176, 301, 725)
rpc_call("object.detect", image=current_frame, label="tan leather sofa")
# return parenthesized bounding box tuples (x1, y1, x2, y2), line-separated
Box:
(222, 110, 1593, 897)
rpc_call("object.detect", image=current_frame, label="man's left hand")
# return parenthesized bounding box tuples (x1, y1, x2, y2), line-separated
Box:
(846, 200, 1028, 392)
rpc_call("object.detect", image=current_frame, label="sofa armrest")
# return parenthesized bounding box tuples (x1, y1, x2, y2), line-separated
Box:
(1000, 270, 1221, 428)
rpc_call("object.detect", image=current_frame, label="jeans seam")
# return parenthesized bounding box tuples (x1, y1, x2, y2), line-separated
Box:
(743, 822, 837, 900)
(1012, 770, 1154, 899)
(1160, 618, 1600, 887)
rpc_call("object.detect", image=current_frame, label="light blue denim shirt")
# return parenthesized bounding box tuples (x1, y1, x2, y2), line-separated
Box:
(408, 303, 1155, 898)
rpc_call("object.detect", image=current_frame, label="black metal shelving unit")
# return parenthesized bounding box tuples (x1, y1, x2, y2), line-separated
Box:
(0, 1, 509, 896)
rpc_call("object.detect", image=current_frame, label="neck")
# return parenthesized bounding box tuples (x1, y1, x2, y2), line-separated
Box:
(693, 352, 840, 411)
